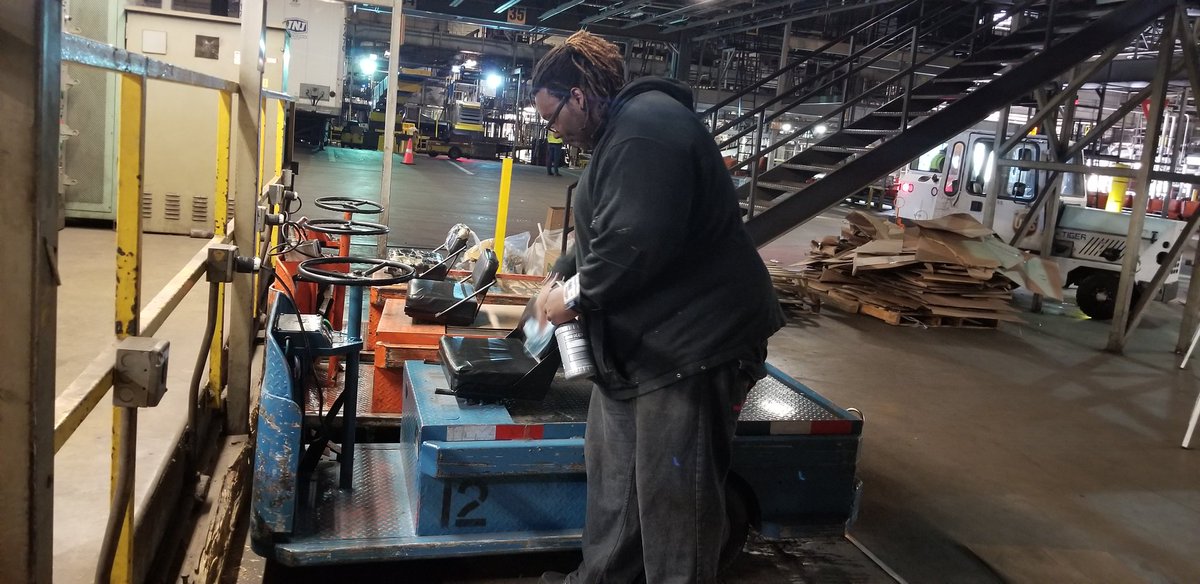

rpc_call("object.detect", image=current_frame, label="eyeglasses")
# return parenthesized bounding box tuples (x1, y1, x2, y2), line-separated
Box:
(545, 95, 569, 133)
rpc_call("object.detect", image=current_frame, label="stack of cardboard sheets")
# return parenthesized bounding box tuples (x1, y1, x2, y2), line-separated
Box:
(784, 211, 1062, 327)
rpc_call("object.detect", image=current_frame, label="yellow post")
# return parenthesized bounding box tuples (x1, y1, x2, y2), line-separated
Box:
(1106, 163, 1132, 212)
(275, 101, 285, 181)
(494, 157, 514, 272)
(253, 100, 266, 315)
(111, 72, 145, 584)
(210, 91, 232, 408)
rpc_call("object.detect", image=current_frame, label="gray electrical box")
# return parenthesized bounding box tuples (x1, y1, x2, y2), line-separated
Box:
(114, 337, 170, 408)
(207, 244, 238, 283)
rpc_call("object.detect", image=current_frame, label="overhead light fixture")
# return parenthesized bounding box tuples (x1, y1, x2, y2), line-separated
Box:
(463, 58, 478, 69)
(486, 73, 504, 91)
(781, 123, 793, 132)
(494, 0, 523, 14)
(814, 124, 827, 136)
(358, 56, 377, 76)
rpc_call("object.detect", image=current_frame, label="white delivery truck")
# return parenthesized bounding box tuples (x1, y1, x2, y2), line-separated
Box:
(893, 129, 1183, 320)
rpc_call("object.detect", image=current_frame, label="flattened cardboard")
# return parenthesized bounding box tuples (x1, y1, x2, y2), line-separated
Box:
(855, 238, 905, 255)
(913, 213, 996, 238)
(846, 211, 903, 240)
(853, 253, 920, 272)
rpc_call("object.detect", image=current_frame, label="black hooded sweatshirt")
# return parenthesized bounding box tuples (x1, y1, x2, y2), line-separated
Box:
(553, 77, 786, 398)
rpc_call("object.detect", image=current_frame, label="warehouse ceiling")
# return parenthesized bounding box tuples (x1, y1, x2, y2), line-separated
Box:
(404, 0, 924, 41)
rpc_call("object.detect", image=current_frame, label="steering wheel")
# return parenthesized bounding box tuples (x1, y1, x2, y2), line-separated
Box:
(314, 196, 384, 215)
(297, 257, 415, 286)
(304, 218, 389, 236)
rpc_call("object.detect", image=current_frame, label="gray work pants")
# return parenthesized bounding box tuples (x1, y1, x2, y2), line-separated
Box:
(566, 361, 753, 584)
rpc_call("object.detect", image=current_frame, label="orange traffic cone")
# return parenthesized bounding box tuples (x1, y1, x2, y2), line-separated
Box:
(403, 137, 415, 165)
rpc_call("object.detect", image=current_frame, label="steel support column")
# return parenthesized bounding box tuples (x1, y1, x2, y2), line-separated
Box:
(983, 105, 1010, 228)
(0, 2, 59, 582)
(776, 22, 792, 99)
(671, 34, 693, 81)
(1165, 86, 1188, 218)
(1169, 6, 1200, 352)
(1108, 12, 1176, 352)
(228, 0, 266, 434)
(377, 1, 404, 258)
(1033, 84, 1075, 312)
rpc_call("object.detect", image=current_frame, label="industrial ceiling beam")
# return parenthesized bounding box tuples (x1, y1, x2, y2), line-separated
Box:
(494, 0, 523, 14)
(692, 0, 898, 41)
(540, 0, 586, 21)
(580, 0, 651, 25)
(398, 0, 675, 40)
(665, 0, 818, 34)
(622, 0, 719, 29)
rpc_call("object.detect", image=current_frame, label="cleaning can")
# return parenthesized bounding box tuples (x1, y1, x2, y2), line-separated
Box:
(555, 320, 595, 380)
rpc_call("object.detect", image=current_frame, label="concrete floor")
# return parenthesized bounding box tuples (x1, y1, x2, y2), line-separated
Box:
(53, 147, 1200, 583)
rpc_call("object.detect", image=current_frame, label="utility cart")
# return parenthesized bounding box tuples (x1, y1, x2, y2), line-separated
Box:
(251, 295, 864, 566)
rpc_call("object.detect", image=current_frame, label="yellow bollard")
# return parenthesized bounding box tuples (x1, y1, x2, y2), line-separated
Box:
(493, 158, 514, 272)
(1105, 163, 1131, 212)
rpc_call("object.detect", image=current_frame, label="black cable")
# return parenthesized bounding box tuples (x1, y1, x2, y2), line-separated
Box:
(187, 281, 221, 466)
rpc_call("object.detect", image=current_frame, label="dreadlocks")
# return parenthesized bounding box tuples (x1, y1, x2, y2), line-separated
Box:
(532, 30, 626, 135)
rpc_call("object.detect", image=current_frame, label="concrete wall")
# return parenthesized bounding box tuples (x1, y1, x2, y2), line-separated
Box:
(126, 7, 286, 235)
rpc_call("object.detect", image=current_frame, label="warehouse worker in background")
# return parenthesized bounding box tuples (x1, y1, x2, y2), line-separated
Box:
(547, 129, 565, 176)
(532, 31, 785, 584)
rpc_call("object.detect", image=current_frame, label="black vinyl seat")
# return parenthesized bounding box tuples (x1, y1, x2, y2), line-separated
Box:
(438, 299, 562, 402)
(405, 248, 499, 326)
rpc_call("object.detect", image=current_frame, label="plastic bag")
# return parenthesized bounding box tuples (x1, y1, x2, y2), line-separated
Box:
(524, 228, 566, 276)
(465, 231, 531, 273)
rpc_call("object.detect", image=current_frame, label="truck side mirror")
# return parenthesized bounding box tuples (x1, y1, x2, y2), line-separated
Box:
(1011, 182, 1027, 198)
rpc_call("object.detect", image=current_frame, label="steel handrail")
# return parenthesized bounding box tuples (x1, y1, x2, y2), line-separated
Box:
(52, 228, 234, 452)
(716, 0, 979, 148)
(59, 27, 288, 584)
(729, 0, 1042, 171)
(700, 0, 919, 119)
(63, 33, 237, 92)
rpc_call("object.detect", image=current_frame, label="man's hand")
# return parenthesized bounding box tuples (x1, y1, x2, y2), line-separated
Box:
(538, 283, 580, 325)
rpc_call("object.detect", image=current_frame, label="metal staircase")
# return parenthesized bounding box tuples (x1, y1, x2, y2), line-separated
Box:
(711, 0, 1176, 246)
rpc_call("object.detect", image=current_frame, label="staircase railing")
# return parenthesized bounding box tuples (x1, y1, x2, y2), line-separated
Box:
(700, 0, 921, 127)
(731, 0, 1046, 175)
(712, 0, 973, 143)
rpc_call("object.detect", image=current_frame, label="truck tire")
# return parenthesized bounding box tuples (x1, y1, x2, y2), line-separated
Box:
(448, 146, 463, 160)
(427, 151, 437, 158)
(719, 482, 751, 573)
(1077, 272, 1143, 320)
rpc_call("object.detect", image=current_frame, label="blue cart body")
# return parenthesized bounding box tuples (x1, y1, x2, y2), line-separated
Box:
(251, 297, 862, 565)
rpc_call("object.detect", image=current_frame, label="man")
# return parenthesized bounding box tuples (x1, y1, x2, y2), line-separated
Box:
(532, 31, 785, 584)
(547, 129, 564, 176)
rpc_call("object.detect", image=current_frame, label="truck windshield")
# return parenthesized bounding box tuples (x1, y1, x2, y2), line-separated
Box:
(913, 143, 949, 172)
(964, 139, 1040, 199)
(966, 140, 995, 195)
